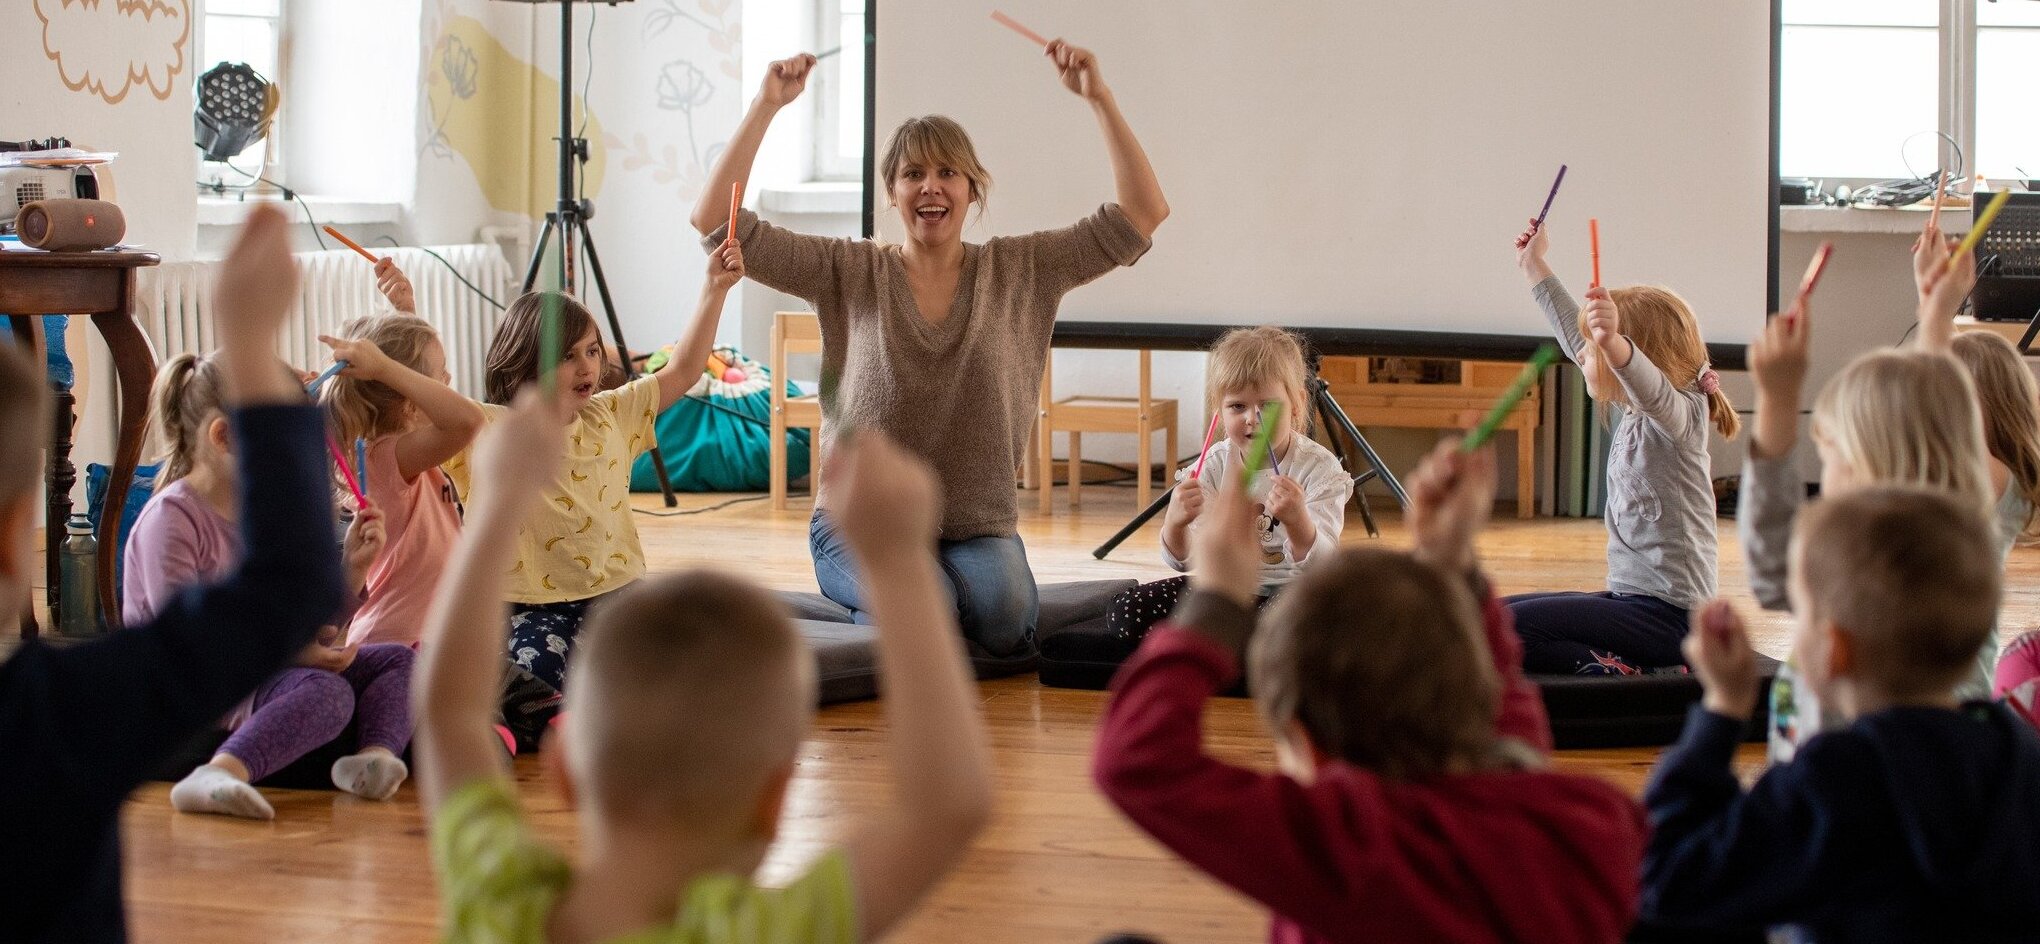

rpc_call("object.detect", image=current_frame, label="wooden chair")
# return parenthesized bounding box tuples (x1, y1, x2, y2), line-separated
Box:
(1038, 349, 1179, 513)
(770, 312, 825, 512)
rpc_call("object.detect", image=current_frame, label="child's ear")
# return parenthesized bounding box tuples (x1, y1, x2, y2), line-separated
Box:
(749, 760, 796, 843)
(206, 415, 232, 452)
(1824, 622, 1857, 680)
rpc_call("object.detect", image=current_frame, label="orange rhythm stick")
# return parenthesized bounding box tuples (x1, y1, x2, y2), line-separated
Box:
(1927, 172, 1949, 231)
(1588, 218, 1602, 288)
(728, 181, 743, 239)
(991, 10, 1050, 47)
(322, 225, 379, 264)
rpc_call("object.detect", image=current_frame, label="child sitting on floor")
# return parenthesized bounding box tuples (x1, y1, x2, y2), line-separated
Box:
(1093, 440, 1648, 943)
(1643, 487, 2040, 940)
(1107, 325, 1351, 642)
(414, 409, 991, 943)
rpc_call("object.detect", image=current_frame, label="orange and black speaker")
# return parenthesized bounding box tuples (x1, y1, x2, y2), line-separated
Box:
(15, 198, 126, 252)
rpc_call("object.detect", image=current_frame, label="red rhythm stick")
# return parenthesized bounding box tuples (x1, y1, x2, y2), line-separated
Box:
(1588, 218, 1602, 288)
(991, 10, 1050, 47)
(327, 433, 368, 507)
(1792, 242, 1834, 315)
(728, 181, 743, 239)
(1189, 413, 1220, 479)
(322, 225, 379, 264)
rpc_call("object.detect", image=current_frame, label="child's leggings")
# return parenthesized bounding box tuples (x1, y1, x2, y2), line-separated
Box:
(217, 643, 415, 782)
(1996, 631, 2040, 730)
(1505, 590, 1689, 674)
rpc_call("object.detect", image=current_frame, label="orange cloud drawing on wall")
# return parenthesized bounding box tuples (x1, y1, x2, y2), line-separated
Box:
(36, 0, 192, 105)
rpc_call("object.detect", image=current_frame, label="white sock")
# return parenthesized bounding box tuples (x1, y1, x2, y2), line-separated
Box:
(331, 751, 409, 801)
(170, 764, 275, 820)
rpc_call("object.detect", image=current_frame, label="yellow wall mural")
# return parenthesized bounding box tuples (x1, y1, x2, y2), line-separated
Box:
(422, 14, 607, 219)
(35, 0, 191, 105)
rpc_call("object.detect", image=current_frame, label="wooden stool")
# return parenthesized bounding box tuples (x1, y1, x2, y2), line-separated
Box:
(1038, 349, 1178, 512)
(769, 312, 824, 512)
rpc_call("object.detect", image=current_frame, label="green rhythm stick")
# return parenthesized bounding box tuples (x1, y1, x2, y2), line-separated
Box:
(538, 245, 566, 392)
(1240, 399, 1284, 485)
(1463, 343, 1561, 451)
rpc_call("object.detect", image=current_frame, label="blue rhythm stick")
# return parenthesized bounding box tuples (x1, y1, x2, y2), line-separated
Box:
(305, 360, 348, 395)
(1534, 164, 1568, 230)
(355, 438, 368, 485)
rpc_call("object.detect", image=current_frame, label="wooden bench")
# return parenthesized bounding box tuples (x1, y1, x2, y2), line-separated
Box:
(1318, 355, 1543, 518)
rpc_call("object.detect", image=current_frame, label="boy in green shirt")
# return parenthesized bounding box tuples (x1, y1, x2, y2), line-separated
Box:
(414, 390, 993, 943)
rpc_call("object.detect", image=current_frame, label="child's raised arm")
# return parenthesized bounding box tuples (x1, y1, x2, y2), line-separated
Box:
(652, 240, 745, 411)
(1912, 224, 1977, 353)
(317, 332, 485, 479)
(1044, 39, 1168, 238)
(412, 389, 563, 815)
(831, 432, 994, 942)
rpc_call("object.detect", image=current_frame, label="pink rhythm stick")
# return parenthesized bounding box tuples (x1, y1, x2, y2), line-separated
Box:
(1189, 413, 1220, 479)
(991, 10, 1050, 47)
(327, 433, 368, 507)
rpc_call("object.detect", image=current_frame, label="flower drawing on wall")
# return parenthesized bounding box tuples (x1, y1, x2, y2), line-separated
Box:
(642, 0, 740, 81)
(442, 35, 480, 101)
(35, 0, 192, 105)
(655, 61, 712, 112)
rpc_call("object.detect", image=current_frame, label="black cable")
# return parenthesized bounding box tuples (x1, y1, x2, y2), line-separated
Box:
(219, 160, 329, 250)
(576, 5, 597, 203)
(371, 235, 507, 310)
(632, 493, 771, 516)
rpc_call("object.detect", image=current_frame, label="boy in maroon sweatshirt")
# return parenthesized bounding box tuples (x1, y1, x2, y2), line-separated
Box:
(1092, 442, 1648, 944)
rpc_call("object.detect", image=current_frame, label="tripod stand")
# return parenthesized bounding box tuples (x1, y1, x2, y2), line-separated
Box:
(1090, 360, 1408, 559)
(518, 0, 678, 506)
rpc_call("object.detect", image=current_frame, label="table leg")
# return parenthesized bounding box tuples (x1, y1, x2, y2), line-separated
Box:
(91, 308, 158, 630)
(7, 316, 45, 638)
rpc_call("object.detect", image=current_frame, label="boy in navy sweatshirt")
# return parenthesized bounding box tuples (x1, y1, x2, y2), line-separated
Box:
(1646, 487, 2040, 941)
(0, 207, 345, 943)
(1093, 442, 1648, 944)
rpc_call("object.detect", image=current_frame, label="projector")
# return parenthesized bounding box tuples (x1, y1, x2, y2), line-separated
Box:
(1, 166, 100, 235)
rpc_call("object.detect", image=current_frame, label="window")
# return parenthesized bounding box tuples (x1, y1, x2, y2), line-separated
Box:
(1783, 0, 2040, 183)
(812, 0, 867, 181)
(198, 0, 283, 181)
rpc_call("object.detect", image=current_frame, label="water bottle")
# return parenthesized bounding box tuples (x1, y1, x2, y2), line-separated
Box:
(58, 515, 101, 637)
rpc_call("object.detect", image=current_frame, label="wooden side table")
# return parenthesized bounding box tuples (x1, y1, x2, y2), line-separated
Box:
(1, 250, 161, 636)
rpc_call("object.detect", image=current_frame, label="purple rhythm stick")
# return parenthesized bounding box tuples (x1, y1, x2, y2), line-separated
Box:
(1534, 164, 1568, 229)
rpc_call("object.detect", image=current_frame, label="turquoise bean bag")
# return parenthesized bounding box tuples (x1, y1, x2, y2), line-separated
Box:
(631, 346, 813, 493)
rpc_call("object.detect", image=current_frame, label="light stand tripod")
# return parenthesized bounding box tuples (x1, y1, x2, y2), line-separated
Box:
(1090, 356, 1408, 559)
(515, 0, 678, 506)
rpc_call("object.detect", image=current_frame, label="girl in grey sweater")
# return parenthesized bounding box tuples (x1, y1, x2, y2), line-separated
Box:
(1509, 221, 1741, 675)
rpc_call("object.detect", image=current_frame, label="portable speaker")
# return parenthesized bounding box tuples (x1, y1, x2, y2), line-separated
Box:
(15, 198, 125, 251)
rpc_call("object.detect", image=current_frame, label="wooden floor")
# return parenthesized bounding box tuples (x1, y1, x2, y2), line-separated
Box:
(113, 484, 2040, 942)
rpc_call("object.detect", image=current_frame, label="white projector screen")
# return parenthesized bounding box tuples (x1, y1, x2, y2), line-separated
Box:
(871, 1, 1775, 346)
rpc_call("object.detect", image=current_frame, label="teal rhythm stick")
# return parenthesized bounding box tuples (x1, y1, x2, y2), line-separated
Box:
(1240, 400, 1284, 485)
(1463, 343, 1560, 451)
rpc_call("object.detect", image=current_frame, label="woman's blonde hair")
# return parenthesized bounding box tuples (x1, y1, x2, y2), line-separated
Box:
(1950, 331, 2040, 541)
(1206, 326, 1311, 434)
(1812, 349, 1994, 515)
(1588, 286, 1740, 439)
(151, 353, 227, 486)
(879, 115, 992, 215)
(320, 315, 443, 447)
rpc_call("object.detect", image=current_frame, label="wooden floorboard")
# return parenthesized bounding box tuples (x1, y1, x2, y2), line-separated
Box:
(111, 485, 2038, 942)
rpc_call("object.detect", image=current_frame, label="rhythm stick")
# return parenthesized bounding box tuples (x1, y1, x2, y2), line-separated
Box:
(1189, 412, 1220, 478)
(1240, 400, 1283, 485)
(1589, 218, 1602, 288)
(990, 10, 1050, 47)
(1948, 189, 2013, 275)
(355, 437, 367, 486)
(1928, 171, 1949, 231)
(814, 46, 842, 61)
(305, 360, 348, 394)
(539, 291, 563, 392)
(729, 181, 743, 240)
(1463, 343, 1560, 451)
(1533, 164, 1567, 230)
(322, 225, 379, 264)
(327, 433, 368, 507)
(1790, 242, 1834, 316)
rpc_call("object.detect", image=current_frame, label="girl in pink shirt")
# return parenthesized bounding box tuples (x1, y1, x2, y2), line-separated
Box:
(319, 315, 485, 647)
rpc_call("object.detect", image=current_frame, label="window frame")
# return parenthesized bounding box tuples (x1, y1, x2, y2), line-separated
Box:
(811, 0, 868, 182)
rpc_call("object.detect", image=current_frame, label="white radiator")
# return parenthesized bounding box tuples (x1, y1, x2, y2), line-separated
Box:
(135, 244, 515, 399)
